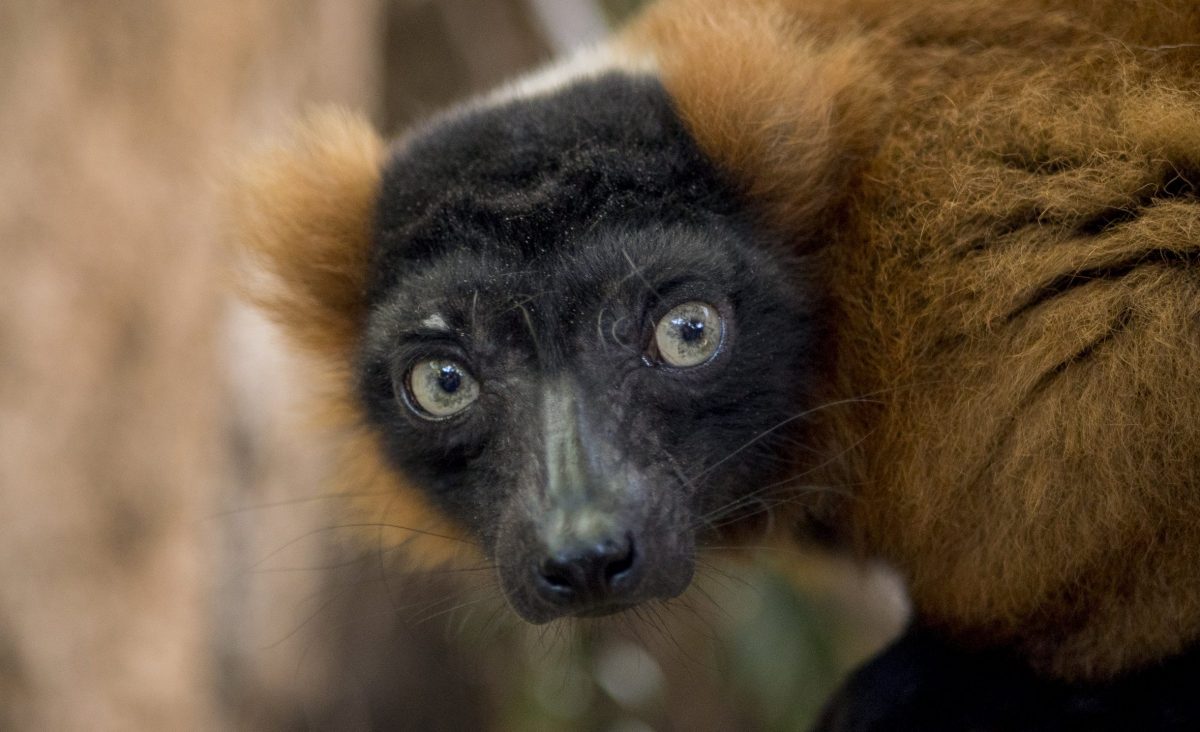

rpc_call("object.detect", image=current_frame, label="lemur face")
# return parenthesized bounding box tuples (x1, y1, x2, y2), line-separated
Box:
(358, 74, 823, 623)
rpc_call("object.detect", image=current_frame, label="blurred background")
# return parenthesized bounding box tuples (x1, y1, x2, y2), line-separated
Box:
(0, 1, 906, 729)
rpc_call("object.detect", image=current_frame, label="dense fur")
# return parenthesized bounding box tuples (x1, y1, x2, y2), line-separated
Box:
(631, 0, 1200, 680)
(232, 0, 1200, 692)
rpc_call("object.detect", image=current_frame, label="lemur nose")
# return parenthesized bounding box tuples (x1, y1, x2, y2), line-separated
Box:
(534, 534, 640, 610)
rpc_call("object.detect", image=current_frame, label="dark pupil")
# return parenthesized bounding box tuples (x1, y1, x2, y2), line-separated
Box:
(677, 318, 705, 343)
(438, 365, 461, 394)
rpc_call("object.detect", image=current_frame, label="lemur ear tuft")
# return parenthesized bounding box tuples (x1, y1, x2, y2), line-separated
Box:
(229, 108, 384, 363)
(626, 0, 888, 241)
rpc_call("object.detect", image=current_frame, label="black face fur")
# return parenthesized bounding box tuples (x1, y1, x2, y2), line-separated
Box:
(358, 73, 825, 623)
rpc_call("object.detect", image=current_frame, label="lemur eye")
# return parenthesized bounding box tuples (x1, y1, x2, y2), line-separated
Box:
(405, 359, 479, 418)
(652, 301, 723, 368)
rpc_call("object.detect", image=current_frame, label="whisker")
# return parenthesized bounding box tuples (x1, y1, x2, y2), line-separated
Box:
(263, 567, 375, 651)
(662, 595, 722, 644)
(694, 558, 756, 591)
(377, 492, 404, 615)
(689, 482, 852, 534)
(595, 305, 610, 346)
(688, 573, 739, 620)
(249, 522, 478, 571)
(687, 428, 874, 531)
(206, 490, 390, 519)
(250, 553, 397, 574)
(619, 247, 660, 299)
(413, 594, 497, 627)
(418, 563, 501, 575)
(514, 300, 544, 365)
(644, 602, 712, 672)
(686, 395, 884, 486)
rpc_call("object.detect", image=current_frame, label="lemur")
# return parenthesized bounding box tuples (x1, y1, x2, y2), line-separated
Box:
(232, 0, 1200, 727)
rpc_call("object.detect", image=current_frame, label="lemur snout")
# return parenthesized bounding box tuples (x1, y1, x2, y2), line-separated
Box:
(533, 534, 641, 612)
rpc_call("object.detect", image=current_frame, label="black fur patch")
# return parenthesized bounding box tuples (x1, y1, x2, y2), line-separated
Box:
(369, 73, 748, 299)
(817, 624, 1200, 731)
(356, 73, 826, 618)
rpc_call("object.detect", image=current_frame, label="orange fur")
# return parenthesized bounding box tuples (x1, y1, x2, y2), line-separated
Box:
(232, 0, 1200, 682)
(624, 0, 889, 246)
(229, 110, 477, 566)
(627, 0, 1200, 680)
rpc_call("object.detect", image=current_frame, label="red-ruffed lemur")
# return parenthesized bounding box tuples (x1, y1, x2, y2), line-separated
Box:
(232, 0, 1200, 727)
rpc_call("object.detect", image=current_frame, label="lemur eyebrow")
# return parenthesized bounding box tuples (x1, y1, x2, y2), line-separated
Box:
(420, 313, 450, 331)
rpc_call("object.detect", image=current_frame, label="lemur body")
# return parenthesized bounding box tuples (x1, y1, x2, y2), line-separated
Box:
(234, 0, 1200, 724)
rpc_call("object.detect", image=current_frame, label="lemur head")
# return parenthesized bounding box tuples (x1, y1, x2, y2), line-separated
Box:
(360, 74, 823, 622)
(234, 5, 880, 624)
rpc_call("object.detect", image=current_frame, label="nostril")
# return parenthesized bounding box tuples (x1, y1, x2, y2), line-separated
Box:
(603, 535, 637, 589)
(538, 558, 574, 593)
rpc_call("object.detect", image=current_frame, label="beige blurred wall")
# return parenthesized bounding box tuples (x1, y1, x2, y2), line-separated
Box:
(0, 1, 550, 728)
